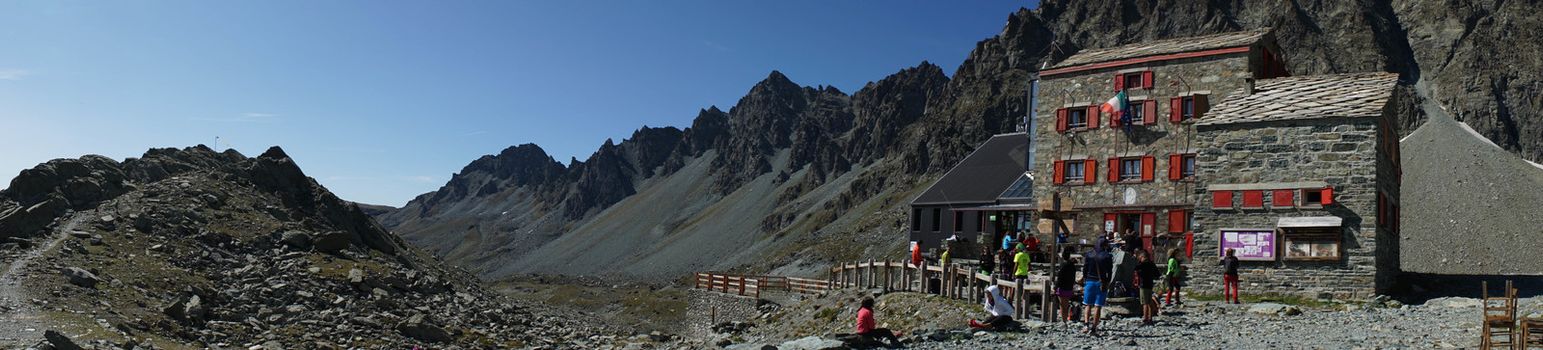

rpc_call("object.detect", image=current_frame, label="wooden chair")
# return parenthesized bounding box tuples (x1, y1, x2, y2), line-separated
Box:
(1481, 280, 1519, 350)
(1522, 315, 1543, 349)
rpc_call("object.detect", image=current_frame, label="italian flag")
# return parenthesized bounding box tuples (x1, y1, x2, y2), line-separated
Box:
(1101, 90, 1129, 118)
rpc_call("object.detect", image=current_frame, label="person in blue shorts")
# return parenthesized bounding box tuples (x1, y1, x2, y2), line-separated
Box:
(1081, 239, 1114, 335)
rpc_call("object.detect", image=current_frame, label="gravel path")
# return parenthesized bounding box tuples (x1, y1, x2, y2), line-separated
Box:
(0, 211, 88, 347)
(699, 289, 1543, 350)
(902, 299, 1495, 350)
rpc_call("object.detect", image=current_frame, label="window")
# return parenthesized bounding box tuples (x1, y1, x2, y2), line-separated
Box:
(1128, 100, 1146, 123)
(1272, 189, 1296, 208)
(1168, 154, 1196, 181)
(1113, 71, 1153, 91)
(1067, 108, 1088, 128)
(1065, 161, 1085, 182)
(931, 208, 941, 232)
(1241, 190, 1265, 209)
(1182, 155, 1196, 178)
(1181, 96, 1195, 120)
(1301, 187, 1333, 207)
(1283, 227, 1342, 261)
(1167, 210, 1189, 234)
(911, 209, 921, 231)
(953, 211, 964, 232)
(1212, 191, 1234, 209)
(1120, 158, 1142, 181)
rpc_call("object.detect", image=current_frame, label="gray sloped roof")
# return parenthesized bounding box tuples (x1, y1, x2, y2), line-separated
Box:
(912, 133, 1029, 206)
(1048, 29, 1271, 69)
(1198, 73, 1400, 126)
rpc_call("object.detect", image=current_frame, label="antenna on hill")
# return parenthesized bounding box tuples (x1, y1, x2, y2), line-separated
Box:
(214, 136, 221, 152)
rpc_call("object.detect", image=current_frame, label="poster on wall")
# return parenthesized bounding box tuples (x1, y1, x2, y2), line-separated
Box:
(1219, 230, 1276, 261)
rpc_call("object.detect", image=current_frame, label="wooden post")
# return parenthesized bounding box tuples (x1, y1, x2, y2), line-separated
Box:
(1041, 278, 1052, 322)
(919, 260, 929, 294)
(868, 259, 877, 289)
(1014, 278, 1026, 319)
(884, 259, 892, 291)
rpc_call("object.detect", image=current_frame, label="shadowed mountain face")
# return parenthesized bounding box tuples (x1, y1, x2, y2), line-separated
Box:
(376, 0, 1543, 280)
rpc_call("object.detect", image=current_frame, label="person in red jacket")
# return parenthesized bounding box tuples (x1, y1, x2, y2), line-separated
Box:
(855, 297, 901, 347)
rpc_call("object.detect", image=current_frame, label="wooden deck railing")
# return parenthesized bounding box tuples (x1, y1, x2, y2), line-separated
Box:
(694, 258, 1056, 321)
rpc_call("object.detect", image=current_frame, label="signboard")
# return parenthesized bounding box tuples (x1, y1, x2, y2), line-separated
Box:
(1219, 229, 1276, 261)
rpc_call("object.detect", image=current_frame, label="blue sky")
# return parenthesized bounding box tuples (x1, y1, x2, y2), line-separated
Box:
(0, 1, 1035, 206)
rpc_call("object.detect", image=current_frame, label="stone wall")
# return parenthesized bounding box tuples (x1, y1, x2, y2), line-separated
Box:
(1190, 117, 1397, 299)
(1033, 54, 1255, 244)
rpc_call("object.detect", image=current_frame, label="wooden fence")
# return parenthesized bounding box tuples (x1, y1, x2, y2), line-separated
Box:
(694, 258, 1054, 321)
(827, 259, 1053, 321)
(694, 273, 834, 298)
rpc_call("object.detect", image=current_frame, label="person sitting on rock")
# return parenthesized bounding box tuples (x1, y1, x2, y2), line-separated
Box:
(969, 285, 1015, 331)
(854, 297, 902, 347)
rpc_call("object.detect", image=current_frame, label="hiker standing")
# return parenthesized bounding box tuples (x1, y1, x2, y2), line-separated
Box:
(910, 242, 922, 267)
(1013, 246, 1031, 281)
(1134, 250, 1161, 325)
(1222, 248, 1241, 304)
(1164, 248, 1185, 306)
(941, 245, 952, 267)
(979, 246, 996, 277)
(998, 248, 1014, 279)
(969, 285, 1015, 330)
(855, 297, 902, 347)
(1054, 247, 1079, 322)
(1081, 240, 1113, 335)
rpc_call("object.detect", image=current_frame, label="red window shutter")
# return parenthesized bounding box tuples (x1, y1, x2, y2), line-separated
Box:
(1242, 190, 1265, 208)
(1143, 100, 1158, 125)
(1087, 106, 1101, 129)
(1212, 191, 1234, 209)
(1113, 73, 1124, 91)
(1321, 187, 1335, 206)
(1170, 97, 1183, 123)
(1272, 189, 1295, 207)
(1084, 159, 1097, 184)
(1140, 213, 1156, 237)
(1168, 154, 1182, 181)
(1053, 160, 1065, 185)
(1141, 71, 1154, 89)
(1108, 158, 1120, 183)
(1140, 155, 1155, 182)
(1195, 94, 1210, 119)
(1055, 108, 1068, 132)
(1168, 210, 1186, 233)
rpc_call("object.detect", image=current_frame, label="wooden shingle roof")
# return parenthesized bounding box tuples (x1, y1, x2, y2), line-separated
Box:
(1048, 29, 1271, 70)
(1198, 73, 1399, 126)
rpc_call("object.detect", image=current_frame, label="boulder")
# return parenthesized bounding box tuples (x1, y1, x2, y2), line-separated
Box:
(396, 314, 453, 343)
(311, 231, 351, 254)
(777, 336, 847, 350)
(279, 231, 312, 250)
(61, 267, 101, 288)
(1427, 297, 1481, 309)
(44, 330, 84, 350)
(1247, 302, 1302, 316)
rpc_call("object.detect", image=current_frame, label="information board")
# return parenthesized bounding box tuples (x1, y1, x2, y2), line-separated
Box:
(1219, 230, 1276, 261)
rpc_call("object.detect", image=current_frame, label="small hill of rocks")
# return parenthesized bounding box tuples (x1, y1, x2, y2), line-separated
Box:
(0, 146, 628, 349)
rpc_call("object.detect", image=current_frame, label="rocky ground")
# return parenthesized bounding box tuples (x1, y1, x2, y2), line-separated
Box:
(692, 289, 1541, 350)
(0, 146, 662, 349)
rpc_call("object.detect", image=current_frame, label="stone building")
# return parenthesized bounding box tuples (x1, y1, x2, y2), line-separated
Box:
(1191, 73, 1403, 298)
(909, 132, 1033, 253)
(1031, 29, 1287, 256)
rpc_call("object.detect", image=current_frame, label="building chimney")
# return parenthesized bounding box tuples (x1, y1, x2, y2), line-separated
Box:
(1245, 78, 1256, 95)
